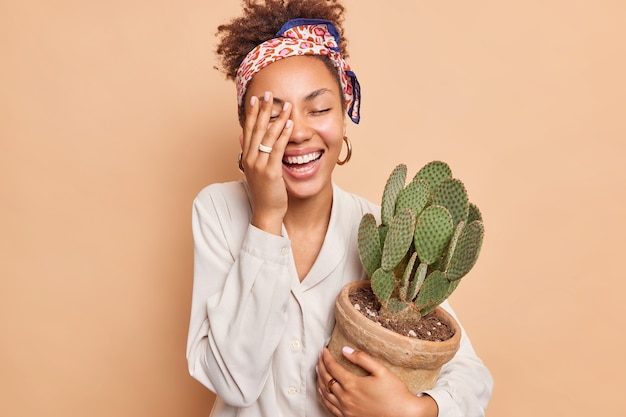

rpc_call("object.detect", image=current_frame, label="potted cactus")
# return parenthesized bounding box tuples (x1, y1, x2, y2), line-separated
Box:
(328, 161, 484, 394)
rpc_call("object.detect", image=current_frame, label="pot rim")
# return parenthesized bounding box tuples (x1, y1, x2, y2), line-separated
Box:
(336, 280, 462, 355)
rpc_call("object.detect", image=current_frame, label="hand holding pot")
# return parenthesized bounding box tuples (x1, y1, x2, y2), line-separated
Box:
(317, 347, 438, 417)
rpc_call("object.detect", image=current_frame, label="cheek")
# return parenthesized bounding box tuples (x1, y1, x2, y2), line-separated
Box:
(320, 131, 345, 155)
(316, 120, 344, 147)
(316, 112, 346, 142)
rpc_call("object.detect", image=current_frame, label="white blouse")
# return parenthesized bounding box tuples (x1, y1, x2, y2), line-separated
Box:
(187, 180, 493, 417)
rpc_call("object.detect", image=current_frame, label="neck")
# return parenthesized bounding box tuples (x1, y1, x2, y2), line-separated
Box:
(283, 185, 333, 234)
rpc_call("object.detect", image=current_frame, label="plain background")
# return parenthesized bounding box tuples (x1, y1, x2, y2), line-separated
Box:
(2, 1, 625, 416)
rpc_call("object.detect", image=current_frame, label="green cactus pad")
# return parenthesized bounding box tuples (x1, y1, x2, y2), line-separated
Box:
(357, 213, 382, 278)
(467, 203, 482, 223)
(378, 224, 389, 248)
(399, 252, 418, 302)
(407, 262, 428, 302)
(445, 278, 461, 299)
(381, 164, 407, 226)
(446, 220, 484, 281)
(433, 178, 470, 226)
(415, 270, 451, 314)
(414, 205, 454, 265)
(413, 161, 452, 194)
(393, 244, 414, 282)
(396, 178, 430, 219)
(371, 268, 395, 304)
(441, 221, 465, 272)
(381, 208, 415, 271)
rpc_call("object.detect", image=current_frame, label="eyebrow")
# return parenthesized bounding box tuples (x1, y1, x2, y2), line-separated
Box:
(270, 88, 334, 105)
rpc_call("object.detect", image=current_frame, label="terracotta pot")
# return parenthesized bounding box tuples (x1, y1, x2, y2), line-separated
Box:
(328, 280, 461, 394)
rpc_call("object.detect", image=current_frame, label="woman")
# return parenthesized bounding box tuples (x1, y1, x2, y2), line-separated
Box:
(186, 1, 493, 416)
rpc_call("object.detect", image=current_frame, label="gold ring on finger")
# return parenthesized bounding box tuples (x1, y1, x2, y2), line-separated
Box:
(327, 377, 338, 394)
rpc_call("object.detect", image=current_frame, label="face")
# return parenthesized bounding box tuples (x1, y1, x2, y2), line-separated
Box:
(244, 56, 347, 201)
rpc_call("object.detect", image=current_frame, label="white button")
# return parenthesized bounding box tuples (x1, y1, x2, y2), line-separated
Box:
(281, 247, 288, 256)
(291, 339, 301, 349)
(287, 387, 298, 395)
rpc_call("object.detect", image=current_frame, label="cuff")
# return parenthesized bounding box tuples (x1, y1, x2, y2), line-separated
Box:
(242, 224, 291, 264)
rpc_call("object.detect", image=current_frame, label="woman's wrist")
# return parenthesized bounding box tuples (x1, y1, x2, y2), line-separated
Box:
(415, 394, 439, 417)
(398, 393, 438, 417)
(250, 212, 284, 236)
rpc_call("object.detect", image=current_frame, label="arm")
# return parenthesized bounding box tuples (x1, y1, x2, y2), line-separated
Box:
(421, 301, 493, 417)
(187, 91, 296, 406)
(186, 190, 292, 407)
(317, 301, 492, 417)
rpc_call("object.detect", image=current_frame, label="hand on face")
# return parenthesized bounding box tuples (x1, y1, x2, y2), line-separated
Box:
(241, 91, 293, 235)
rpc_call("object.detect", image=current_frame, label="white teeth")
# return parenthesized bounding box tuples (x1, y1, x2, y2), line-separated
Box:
(284, 152, 321, 165)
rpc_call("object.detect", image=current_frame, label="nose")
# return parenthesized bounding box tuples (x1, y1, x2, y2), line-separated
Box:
(288, 110, 312, 144)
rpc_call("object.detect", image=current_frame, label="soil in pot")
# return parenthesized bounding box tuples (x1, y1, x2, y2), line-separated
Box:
(349, 286, 455, 342)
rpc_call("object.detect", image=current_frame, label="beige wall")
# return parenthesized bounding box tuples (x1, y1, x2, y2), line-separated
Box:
(1, 1, 624, 416)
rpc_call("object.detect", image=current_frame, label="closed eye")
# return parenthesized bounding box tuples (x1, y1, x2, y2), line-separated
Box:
(312, 108, 331, 115)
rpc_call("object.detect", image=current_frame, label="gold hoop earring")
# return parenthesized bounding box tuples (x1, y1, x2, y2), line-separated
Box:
(337, 136, 352, 166)
(238, 152, 244, 173)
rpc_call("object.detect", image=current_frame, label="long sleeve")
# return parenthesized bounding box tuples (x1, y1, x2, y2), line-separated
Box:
(421, 301, 494, 417)
(186, 182, 293, 407)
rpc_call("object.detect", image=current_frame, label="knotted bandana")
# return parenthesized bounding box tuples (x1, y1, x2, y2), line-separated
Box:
(235, 18, 361, 124)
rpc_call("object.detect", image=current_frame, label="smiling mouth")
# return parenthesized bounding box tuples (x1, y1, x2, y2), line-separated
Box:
(283, 151, 323, 168)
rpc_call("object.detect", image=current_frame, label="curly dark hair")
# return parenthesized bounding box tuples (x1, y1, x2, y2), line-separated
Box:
(215, 0, 348, 80)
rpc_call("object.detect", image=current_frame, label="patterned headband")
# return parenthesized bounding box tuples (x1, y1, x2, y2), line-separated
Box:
(235, 18, 361, 124)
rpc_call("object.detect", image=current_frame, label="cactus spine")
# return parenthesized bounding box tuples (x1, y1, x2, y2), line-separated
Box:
(358, 161, 484, 323)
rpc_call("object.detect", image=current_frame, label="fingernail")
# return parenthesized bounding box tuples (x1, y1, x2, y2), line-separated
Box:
(342, 346, 354, 355)
(250, 96, 257, 106)
(282, 102, 290, 111)
(315, 365, 319, 374)
(285, 120, 293, 129)
(318, 388, 323, 396)
(264, 91, 270, 102)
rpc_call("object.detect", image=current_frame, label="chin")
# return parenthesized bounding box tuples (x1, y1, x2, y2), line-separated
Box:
(285, 177, 333, 201)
